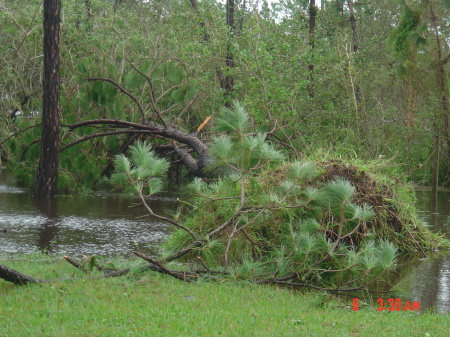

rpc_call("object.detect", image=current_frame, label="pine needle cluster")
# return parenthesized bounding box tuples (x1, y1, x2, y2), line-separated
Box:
(162, 102, 406, 289)
(110, 102, 445, 290)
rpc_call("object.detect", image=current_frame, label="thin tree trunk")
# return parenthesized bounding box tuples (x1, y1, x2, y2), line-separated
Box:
(429, 0, 450, 186)
(432, 134, 440, 192)
(347, 0, 361, 139)
(223, 0, 235, 99)
(307, 0, 317, 97)
(189, 0, 210, 42)
(85, 0, 92, 18)
(347, 0, 359, 53)
(114, 0, 122, 12)
(35, 0, 61, 197)
(188, 0, 235, 102)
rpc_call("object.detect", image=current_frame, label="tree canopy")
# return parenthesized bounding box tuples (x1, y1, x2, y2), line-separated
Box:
(0, 0, 450, 188)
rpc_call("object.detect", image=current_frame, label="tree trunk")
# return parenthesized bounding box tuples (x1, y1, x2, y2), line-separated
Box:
(429, 0, 450, 186)
(222, 0, 235, 100)
(347, 0, 362, 139)
(432, 134, 440, 192)
(307, 0, 317, 97)
(114, 0, 122, 12)
(34, 0, 61, 197)
(347, 0, 359, 53)
(188, 0, 235, 102)
(62, 119, 212, 178)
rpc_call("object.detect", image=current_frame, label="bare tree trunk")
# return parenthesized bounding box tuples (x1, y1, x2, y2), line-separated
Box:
(188, 0, 235, 102)
(307, 0, 317, 97)
(34, 0, 61, 197)
(222, 0, 235, 99)
(85, 0, 92, 20)
(189, 0, 210, 42)
(114, 0, 122, 12)
(432, 134, 440, 192)
(347, 0, 361, 139)
(429, 0, 450, 187)
(347, 0, 359, 53)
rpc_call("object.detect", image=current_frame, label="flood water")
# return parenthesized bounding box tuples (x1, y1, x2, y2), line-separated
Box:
(1, 171, 450, 313)
(400, 190, 450, 314)
(0, 170, 177, 257)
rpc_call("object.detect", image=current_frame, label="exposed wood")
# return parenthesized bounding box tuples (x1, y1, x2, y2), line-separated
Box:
(197, 116, 211, 133)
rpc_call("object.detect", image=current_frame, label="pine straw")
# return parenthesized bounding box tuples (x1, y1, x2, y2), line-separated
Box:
(319, 160, 446, 254)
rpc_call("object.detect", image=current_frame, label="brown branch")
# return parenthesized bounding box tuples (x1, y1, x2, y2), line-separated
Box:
(87, 77, 146, 122)
(62, 119, 157, 131)
(0, 263, 41, 285)
(60, 130, 157, 152)
(136, 190, 198, 241)
(61, 118, 212, 177)
(133, 251, 196, 282)
(174, 92, 200, 125)
(126, 59, 166, 127)
(63, 255, 87, 273)
(0, 123, 41, 147)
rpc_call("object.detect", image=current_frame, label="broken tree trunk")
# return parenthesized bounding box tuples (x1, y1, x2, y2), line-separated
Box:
(0, 264, 41, 285)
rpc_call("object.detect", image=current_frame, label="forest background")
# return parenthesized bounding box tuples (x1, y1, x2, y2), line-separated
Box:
(1, 0, 450, 191)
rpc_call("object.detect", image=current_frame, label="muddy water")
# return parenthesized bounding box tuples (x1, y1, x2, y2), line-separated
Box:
(0, 170, 177, 257)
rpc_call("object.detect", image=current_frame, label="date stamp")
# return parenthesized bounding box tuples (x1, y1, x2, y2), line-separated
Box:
(352, 298, 420, 312)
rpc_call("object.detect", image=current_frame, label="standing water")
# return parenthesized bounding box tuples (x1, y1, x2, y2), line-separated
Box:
(1, 171, 450, 313)
(400, 190, 450, 314)
(0, 170, 177, 257)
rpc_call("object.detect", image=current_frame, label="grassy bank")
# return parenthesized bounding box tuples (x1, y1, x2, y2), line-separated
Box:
(0, 255, 448, 336)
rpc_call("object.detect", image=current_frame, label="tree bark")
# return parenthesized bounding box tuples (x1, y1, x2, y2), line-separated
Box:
(62, 119, 212, 177)
(347, 0, 362, 139)
(0, 264, 41, 285)
(347, 0, 359, 53)
(188, 0, 235, 101)
(308, 0, 317, 97)
(34, 0, 61, 197)
(429, 0, 450, 187)
(222, 0, 235, 99)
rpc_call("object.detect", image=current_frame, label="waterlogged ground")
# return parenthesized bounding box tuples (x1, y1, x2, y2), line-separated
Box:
(0, 171, 177, 257)
(0, 171, 450, 313)
(397, 190, 450, 314)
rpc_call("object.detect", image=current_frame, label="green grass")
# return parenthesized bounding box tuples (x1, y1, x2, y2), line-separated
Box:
(0, 255, 448, 336)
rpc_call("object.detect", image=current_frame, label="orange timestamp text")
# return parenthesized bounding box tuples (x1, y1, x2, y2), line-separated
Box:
(352, 298, 420, 312)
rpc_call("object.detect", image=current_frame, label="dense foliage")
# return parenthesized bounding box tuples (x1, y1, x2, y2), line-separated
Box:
(1, 0, 450, 189)
(109, 103, 446, 290)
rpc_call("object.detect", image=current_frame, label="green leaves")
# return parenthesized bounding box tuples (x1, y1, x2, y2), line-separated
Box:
(110, 141, 169, 196)
(289, 161, 323, 182)
(214, 101, 249, 134)
(208, 102, 285, 174)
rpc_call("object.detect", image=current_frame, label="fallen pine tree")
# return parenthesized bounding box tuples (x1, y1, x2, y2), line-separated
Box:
(1, 103, 448, 292)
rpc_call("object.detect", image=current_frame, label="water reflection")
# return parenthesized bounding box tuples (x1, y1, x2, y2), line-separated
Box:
(408, 254, 450, 314)
(415, 190, 450, 236)
(1, 171, 450, 313)
(0, 171, 177, 257)
(33, 197, 59, 253)
(395, 189, 450, 314)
